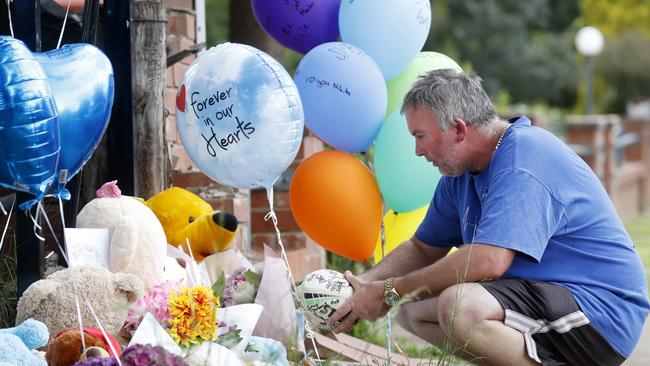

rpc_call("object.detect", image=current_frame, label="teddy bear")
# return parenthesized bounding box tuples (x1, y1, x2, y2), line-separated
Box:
(15, 265, 144, 342)
(46, 327, 121, 366)
(145, 187, 238, 260)
(76, 181, 168, 289)
(0, 318, 49, 366)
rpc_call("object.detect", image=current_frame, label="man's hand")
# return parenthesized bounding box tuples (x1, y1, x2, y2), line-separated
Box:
(325, 270, 388, 333)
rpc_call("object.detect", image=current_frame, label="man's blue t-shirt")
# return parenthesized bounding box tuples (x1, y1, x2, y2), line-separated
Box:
(415, 116, 649, 357)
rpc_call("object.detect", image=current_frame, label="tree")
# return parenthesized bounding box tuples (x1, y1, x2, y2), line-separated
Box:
(428, 0, 580, 107)
(580, 0, 650, 37)
(597, 31, 650, 113)
(206, 0, 284, 60)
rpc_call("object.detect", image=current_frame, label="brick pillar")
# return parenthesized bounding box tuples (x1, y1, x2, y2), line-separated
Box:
(623, 117, 650, 211)
(164, 0, 197, 172)
(566, 115, 619, 192)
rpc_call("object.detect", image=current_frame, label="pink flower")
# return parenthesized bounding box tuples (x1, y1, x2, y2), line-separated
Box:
(96, 180, 121, 198)
(123, 281, 179, 337)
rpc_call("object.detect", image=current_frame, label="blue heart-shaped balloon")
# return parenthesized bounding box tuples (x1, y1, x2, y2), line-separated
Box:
(35, 43, 114, 197)
(0, 36, 60, 204)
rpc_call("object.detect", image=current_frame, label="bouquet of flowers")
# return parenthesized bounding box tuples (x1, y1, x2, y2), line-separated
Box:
(215, 266, 262, 307)
(123, 282, 219, 347)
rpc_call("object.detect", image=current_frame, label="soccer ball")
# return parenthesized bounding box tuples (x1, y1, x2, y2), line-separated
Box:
(296, 269, 354, 330)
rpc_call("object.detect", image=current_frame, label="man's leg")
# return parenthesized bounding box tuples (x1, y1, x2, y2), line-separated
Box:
(395, 297, 446, 346)
(397, 282, 538, 366)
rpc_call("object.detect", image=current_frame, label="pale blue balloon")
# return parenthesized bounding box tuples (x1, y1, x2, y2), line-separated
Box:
(0, 36, 60, 207)
(374, 109, 441, 212)
(294, 42, 387, 153)
(176, 43, 304, 190)
(339, 0, 432, 80)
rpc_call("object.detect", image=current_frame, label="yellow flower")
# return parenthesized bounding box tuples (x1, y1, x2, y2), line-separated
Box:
(167, 285, 219, 346)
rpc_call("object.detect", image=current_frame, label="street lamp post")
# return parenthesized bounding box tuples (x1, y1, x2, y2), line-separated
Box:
(575, 26, 604, 114)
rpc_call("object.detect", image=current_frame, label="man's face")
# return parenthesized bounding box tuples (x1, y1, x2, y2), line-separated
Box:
(406, 106, 465, 176)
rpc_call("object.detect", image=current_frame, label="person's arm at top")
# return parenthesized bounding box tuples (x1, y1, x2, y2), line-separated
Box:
(358, 236, 451, 282)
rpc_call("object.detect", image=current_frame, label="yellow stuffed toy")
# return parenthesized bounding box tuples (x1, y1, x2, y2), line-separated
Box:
(145, 187, 238, 260)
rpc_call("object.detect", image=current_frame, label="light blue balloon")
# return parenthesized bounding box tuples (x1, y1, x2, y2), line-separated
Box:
(0, 36, 60, 207)
(339, 0, 432, 80)
(294, 42, 387, 153)
(176, 43, 304, 189)
(35, 44, 115, 198)
(374, 109, 441, 212)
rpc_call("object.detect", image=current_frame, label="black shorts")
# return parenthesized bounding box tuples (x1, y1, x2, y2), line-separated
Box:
(481, 279, 626, 366)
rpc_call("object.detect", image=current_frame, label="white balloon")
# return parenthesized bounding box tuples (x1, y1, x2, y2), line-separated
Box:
(176, 43, 304, 189)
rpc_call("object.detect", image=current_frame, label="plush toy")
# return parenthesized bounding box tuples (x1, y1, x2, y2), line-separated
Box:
(145, 187, 238, 260)
(46, 327, 121, 366)
(15, 265, 144, 341)
(76, 181, 168, 289)
(0, 318, 49, 366)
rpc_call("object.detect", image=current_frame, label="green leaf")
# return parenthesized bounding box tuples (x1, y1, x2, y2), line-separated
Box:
(212, 270, 226, 298)
(244, 341, 259, 353)
(216, 327, 243, 349)
(243, 270, 262, 287)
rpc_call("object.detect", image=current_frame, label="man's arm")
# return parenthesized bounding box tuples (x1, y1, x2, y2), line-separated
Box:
(393, 243, 515, 300)
(359, 237, 450, 282)
(327, 243, 515, 332)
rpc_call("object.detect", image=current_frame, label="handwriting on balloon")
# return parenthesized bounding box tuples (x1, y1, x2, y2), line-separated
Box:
(415, 0, 431, 26)
(327, 43, 364, 61)
(190, 88, 232, 118)
(305, 76, 351, 96)
(189, 88, 257, 156)
(201, 116, 256, 156)
(282, 0, 315, 16)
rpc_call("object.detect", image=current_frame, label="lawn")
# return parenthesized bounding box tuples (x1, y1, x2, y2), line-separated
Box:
(626, 215, 650, 289)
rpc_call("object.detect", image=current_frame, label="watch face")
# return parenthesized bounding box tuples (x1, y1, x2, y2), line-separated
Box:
(384, 291, 400, 306)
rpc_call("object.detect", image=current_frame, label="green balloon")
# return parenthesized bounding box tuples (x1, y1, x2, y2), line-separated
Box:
(374, 109, 441, 212)
(386, 52, 462, 117)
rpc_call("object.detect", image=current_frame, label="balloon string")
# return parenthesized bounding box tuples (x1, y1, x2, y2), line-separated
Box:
(39, 201, 70, 265)
(359, 150, 375, 174)
(264, 186, 322, 363)
(84, 296, 123, 366)
(5, 0, 13, 37)
(0, 197, 6, 215)
(57, 197, 66, 229)
(74, 293, 87, 354)
(0, 196, 14, 253)
(379, 202, 393, 362)
(56, 0, 73, 49)
(28, 204, 46, 242)
(387, 313, 393, 364)
(184, 238, 200, 287)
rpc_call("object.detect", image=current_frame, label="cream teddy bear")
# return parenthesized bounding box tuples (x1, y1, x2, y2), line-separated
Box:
(15, 266, 143, 339)
(76, 181, 167, 289)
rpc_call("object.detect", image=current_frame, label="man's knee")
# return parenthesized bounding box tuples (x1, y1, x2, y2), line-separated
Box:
(395, 303, 414, 332)
(437, 283, 501, 336)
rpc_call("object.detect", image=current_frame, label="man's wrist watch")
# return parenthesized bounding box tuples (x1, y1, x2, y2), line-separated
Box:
(383, 277, 401, 306)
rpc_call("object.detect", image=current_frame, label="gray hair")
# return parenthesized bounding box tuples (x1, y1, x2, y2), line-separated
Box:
(400, 69, 498, 132)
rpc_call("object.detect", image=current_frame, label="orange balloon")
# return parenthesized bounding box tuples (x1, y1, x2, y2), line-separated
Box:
(290, 151, 382, 260)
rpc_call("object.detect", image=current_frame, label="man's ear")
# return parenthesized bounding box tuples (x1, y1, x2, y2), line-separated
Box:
(452, 117, 468, 142)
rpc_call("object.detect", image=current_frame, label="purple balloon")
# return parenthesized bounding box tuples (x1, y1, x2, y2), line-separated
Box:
(251, 0, 341, 54)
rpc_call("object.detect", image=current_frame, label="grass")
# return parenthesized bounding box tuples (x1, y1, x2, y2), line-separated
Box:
(626, 215, 650, 289)
(0, 232, 16, 328)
